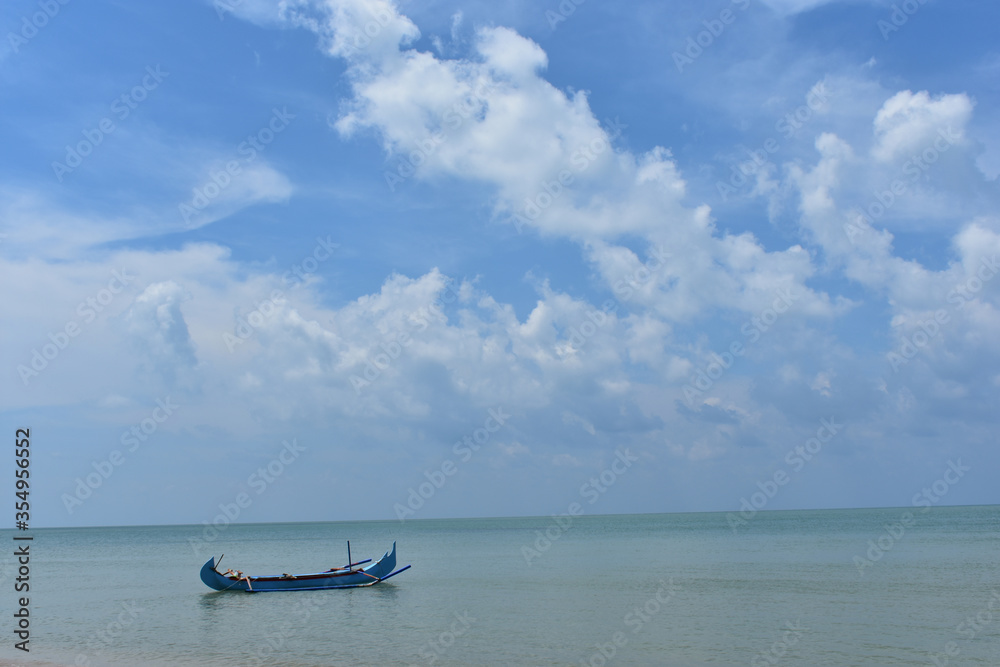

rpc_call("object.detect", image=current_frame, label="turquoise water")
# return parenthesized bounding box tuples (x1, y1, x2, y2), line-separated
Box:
(1, 506, 998, 666)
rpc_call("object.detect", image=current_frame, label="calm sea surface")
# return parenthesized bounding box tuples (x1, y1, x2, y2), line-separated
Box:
(1, 506, 998, 666)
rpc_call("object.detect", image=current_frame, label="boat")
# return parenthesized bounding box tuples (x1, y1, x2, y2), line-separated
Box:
(200, 541, 411, 592)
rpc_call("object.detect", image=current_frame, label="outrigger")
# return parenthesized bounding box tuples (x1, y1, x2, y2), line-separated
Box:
(199, 541, 410, 592)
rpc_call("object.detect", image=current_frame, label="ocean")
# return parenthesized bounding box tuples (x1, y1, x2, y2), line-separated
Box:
(1, 506, 997, 666)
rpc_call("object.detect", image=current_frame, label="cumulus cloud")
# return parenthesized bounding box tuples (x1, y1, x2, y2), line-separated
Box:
(781, 87, 1000, 424)
(206, 0, 1000, 456)
(871, 90, 972, 163)
(280, 0, 851, 348)
(17, 5, 990, 447)
(10, 0, 999, 524)
(122, 281, 199, 388)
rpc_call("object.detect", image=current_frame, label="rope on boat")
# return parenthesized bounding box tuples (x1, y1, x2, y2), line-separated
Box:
(234, 571, 253, 592)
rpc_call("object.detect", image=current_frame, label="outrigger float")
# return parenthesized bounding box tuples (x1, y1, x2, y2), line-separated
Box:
(200, 541, 410, 592)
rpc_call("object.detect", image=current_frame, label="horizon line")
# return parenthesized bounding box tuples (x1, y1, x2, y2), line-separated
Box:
(8, 501, 997, 531)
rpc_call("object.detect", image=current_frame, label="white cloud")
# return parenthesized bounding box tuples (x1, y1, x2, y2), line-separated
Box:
(1, 141, 294, 259)
(781, 87, 1000, 418)
(177, 162, 294, 230)
(871, 90, 972, 163)
(298, 0, 849, 338)
(122, 281, 199, 387)
(476, 26, 547, 82)
(11, 0, 1000, 524)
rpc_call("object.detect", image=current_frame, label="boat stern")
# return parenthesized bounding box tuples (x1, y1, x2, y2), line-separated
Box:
(201, 557, 245, 591)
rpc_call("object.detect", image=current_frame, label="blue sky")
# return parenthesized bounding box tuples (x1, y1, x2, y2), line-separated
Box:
(2, 0, 998, 527)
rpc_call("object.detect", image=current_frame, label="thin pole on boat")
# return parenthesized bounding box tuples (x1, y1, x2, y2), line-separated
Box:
(347, 541, 352, 571)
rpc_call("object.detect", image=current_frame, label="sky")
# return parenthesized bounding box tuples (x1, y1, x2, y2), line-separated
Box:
(1, 0, 998, 528)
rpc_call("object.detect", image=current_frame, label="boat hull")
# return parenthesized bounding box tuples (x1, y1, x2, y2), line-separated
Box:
(200, 542, 406, 592)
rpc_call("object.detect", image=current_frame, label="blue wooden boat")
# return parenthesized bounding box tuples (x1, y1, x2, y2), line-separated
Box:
(200, 541, 410, 592)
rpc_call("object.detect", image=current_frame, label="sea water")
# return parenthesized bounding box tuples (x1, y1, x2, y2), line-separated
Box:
(0, 506, 998, 666)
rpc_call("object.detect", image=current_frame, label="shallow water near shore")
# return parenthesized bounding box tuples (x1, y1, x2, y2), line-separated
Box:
(1, 506, 998, 666)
